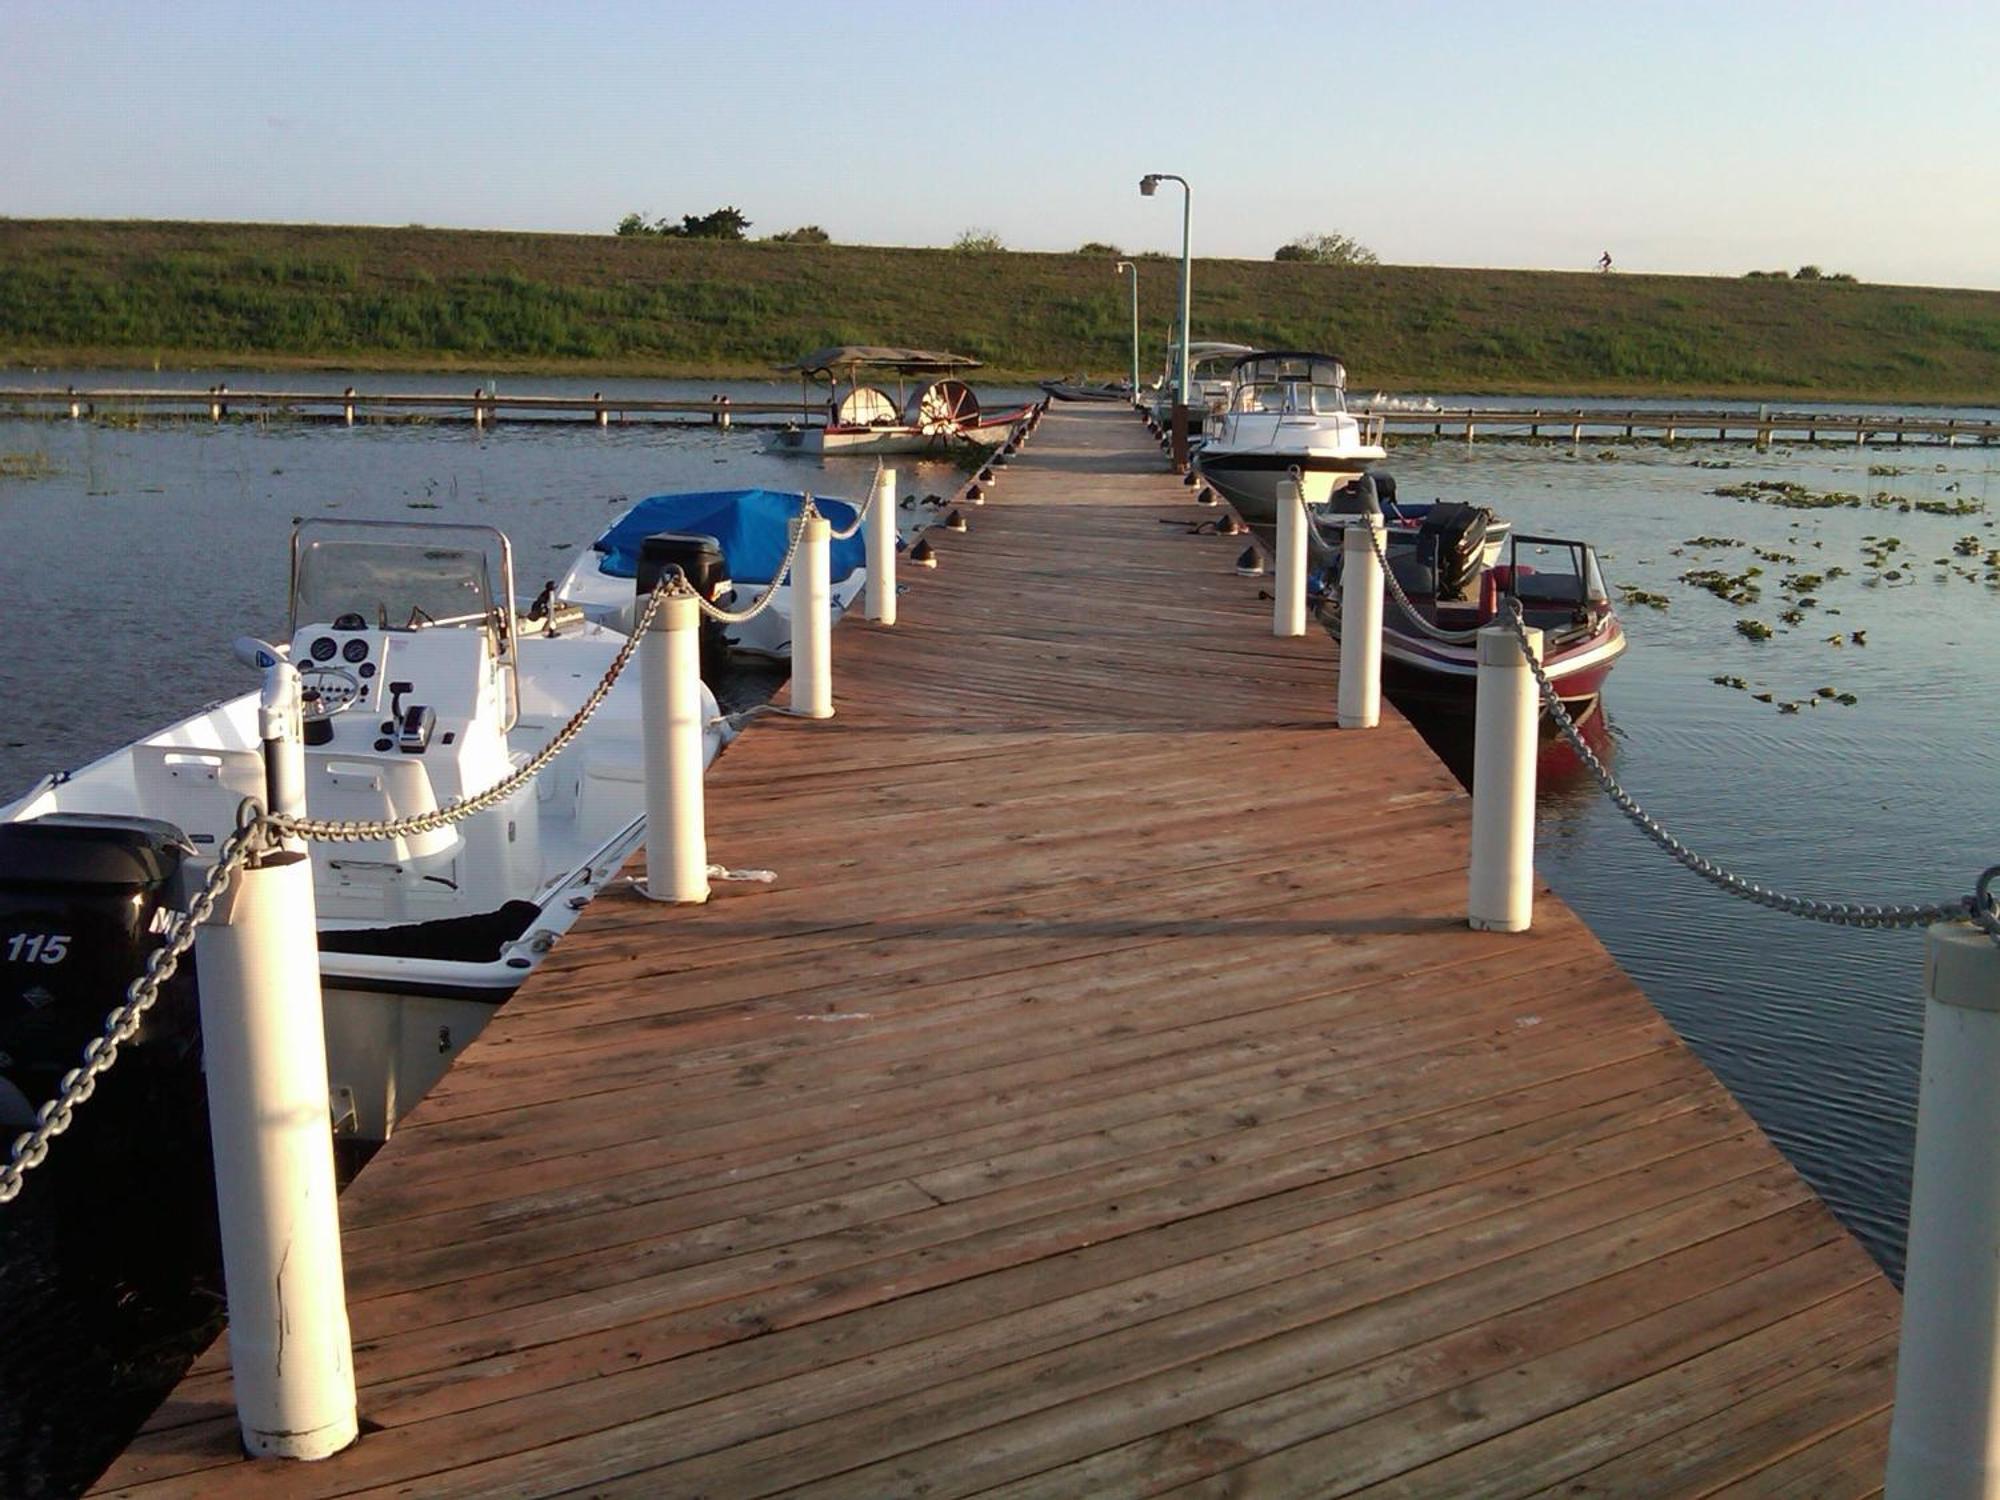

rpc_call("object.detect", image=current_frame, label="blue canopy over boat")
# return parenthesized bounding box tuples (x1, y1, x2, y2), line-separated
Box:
(591, 490, 866, 585)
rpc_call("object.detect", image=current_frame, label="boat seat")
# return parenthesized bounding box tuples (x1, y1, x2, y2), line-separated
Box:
(303, 753, 462, 862)
(129, 744, 265, 857)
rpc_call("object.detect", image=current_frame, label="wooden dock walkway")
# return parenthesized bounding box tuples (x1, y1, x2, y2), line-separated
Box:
(95, 406, 1898, 1497)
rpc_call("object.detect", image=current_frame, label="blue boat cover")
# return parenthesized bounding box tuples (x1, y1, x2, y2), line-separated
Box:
(591, 490, 866, 584)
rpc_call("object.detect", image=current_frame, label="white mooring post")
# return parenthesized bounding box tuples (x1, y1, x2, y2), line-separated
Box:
(1887, 923, 2000, 1500)
(639, 589, 710, 903)
(792, 510, 834, 717)
(197, 652, 356, 1460)
(1337, 515, 1385, 730)
(1467, 622, 1543, 932)
(865, 467, 898, 625)
(1273, 478, 1307, 637)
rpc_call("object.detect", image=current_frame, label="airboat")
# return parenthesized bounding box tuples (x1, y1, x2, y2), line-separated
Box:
(769, 345, 1033, 455)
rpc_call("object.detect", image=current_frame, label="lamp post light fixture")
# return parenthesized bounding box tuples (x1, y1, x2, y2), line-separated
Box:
(1138, 173, 1192, 413)
(1113, 260, 1139, 402)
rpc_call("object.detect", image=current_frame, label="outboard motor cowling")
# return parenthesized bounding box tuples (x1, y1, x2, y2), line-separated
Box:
(1417, 502, 1494, 600)
(637, 532, 733, 682)
(0, 815, 202, 1132)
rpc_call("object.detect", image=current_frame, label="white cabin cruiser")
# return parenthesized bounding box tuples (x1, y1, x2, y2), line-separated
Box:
(0, 519, 727, 1144)
(1195, 350, 1387, 528)
(1147, 341, 1257, 433)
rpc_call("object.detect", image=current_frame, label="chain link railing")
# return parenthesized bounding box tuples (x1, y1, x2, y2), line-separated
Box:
(1498, 597, 2000, 941)
(0, 811, 266, 1203)
(822, 483, 875, 542)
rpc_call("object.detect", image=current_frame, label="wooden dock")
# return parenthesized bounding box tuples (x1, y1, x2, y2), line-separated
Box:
(94, 406, 1898, 1497)
(5, 382, 1997, 447)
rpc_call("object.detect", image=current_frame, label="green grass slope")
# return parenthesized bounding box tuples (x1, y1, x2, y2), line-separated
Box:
(2, 219, 1997, 400)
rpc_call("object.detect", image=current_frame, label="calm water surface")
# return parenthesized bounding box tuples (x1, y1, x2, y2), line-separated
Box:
(0, 377, 1995, 1490)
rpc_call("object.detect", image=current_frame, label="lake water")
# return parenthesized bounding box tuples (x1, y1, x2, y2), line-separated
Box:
(1, 374, 1996, 1492)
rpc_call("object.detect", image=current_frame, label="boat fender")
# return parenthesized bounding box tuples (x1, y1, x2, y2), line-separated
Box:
(900, 495, 917, 510)
(910, 538, 938, 568)
(1236, 546, 1264, 577)
(945, 510, 968, 532)
(924, 492, 944, 507)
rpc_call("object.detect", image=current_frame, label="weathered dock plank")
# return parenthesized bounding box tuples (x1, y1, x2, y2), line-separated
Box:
(92, 405, 1898, 1497)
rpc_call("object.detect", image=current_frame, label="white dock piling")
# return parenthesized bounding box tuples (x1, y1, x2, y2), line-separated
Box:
(792, 510, 834, 718)
(866, 467, 897, 625)
(639, 590, 710, 903)
(1467, 622, 1543, 931)
(195, 662, 356, 1460)
(1273, 478, 1307, 638)
(1336, 516, 1384, 730)
(1887, 923, 2000, 1500)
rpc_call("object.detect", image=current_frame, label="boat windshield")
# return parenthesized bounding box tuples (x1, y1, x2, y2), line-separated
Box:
(1229, 381, 1350, 416)
(290, 521, 510, 636)
(1505, 536, 1611, 607)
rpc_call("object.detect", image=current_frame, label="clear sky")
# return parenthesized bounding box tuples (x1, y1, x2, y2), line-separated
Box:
(5, 0, 1997, 289)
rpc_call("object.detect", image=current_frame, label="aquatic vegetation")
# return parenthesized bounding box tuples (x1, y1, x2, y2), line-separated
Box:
(1712, 674, 1749, 690)
(1918, 497, 1988, 516)
(1683, 535, 1742, 548)
(1780, 608, 1805, 624)
(1753, 547, 1797, 564)
(1869, 464, 1907, 477)
(1681, 567, 1762, 605)
(0, 451, 60, 480)
(1736, 619, 1774, 641)
(1782, 572, 1825, 593)
(1714, 479, 1862, 509)
(1617, 586, 1669, 609)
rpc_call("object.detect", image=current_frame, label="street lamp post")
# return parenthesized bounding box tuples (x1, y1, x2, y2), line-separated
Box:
(1113, 260, 1139, 402)
(1140, 172, 1192, 465)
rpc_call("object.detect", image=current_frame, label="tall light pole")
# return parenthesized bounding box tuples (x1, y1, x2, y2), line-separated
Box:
(1113, 259, 1139, 401)
(1140, 173, 1192, 464)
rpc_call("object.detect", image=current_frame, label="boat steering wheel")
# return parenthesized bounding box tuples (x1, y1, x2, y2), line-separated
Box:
(298, 664, 364, 722)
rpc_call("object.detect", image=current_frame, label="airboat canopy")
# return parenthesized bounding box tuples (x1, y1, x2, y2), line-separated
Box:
(782, 345, 984, 377)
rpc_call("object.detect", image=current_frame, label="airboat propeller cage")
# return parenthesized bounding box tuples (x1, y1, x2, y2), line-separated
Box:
(783, 346, 987, 435)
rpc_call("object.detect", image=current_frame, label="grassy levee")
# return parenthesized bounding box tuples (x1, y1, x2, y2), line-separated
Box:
(3, 219, 1999, 400)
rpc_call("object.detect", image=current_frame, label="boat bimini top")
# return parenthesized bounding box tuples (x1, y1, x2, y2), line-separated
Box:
(1222, 350, 1353, 416)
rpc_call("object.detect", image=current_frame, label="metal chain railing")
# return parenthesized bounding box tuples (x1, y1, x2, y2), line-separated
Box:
(822, 483, 875, 542)
(1500, 597, 2000, 940)
(0, 810, 265, 1203)
(273, 571, 677, 844)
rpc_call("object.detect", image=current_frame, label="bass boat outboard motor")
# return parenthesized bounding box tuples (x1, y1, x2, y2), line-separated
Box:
(1417, 502, 1495, 600)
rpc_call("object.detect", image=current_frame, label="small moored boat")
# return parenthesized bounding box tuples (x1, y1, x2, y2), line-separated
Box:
(556, 488, 869, 662)
(1319, 509, 1626, 707)
(0, 518, 728, 1146)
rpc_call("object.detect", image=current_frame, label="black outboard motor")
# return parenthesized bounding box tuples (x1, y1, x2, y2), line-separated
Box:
(0, 816, 203, 1135)
(0, 814, 219, 1287)
(637, 531, 733, 682)
(1417, 502, 1494, 599)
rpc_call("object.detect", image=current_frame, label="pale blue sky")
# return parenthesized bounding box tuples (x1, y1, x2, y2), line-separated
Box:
(5, 0, 1997, 288)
